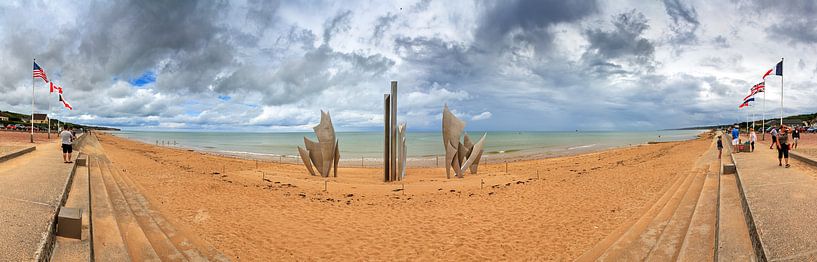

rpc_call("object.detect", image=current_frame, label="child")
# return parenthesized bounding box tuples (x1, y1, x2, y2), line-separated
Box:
(717, 135, 724, 159)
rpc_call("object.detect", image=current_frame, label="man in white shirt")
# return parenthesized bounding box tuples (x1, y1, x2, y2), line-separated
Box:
(59, 125, 76, 163)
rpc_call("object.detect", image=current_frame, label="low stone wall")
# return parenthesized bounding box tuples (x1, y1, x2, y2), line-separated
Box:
(0, 146, 36, 163)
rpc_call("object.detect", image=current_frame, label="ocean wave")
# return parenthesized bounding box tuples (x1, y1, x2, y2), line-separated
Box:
(568, 144, 596, 150)
(218, 150, 286, 157)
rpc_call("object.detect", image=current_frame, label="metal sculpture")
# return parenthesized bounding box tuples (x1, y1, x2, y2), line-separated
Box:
(442, 105, 486, 178)
(384, 81, 407, 182)
(297, 111, 340, 177)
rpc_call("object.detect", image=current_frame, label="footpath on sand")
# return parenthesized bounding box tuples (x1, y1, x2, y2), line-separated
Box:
(733, 141, 817, 261)
(0, 140, 78, 261)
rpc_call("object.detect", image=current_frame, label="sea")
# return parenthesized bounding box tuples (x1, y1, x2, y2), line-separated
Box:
(110, 130, 706, 166)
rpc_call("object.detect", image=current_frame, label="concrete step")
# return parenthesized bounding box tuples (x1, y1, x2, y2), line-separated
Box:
(102, 157, 187, 261)
(575, 170, 688, 261)
(113, 159, 226, 261)
(676, 169, 719, 261)
(716, 173, 755, 261)
(599, 169, 699, 261)
(645, 169, 708, 261)
(98, 157, 161, 261)
(89, 157, 130, 261)
(51, 155, 92, 261)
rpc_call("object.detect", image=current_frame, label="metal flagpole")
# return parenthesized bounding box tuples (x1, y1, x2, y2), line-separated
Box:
(780, 58, 784, 127)
(47, 82, 51, 139)
(762, 84, 766, 140)
(30, 58, 35, 143)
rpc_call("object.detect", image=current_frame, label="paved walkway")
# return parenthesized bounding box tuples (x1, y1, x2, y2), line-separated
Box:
(733, 142, 817, 261)
(0, 141, 77, 261)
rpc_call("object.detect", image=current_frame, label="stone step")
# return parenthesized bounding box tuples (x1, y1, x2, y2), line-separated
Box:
(676, 169, 719, 260)
(51, 155, 92, 261)
(716, 173, 755, 261)
(101, 157, 187, 261)
(598, 168, 699, 261)
(113, 159, 227, 261)
(645, 169, 708, 261)
(575, 170, 688, 261)
(98, 157, 161, 261)
(89, 157, 131, 261)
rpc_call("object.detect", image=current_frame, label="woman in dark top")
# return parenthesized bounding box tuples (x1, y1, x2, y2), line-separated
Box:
(776, 126, 790, 168)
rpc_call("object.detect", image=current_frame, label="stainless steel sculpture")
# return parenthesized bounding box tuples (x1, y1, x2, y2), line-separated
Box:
(384, 81, 407, 182)
(297, 110, 340, 177)
(442, 105, 486, 178)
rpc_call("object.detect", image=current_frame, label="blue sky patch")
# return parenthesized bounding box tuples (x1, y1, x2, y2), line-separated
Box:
(129, 71, 156, 87)
(218, 95, 231, 101)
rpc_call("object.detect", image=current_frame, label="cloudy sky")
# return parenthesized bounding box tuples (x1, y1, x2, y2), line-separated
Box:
(2, 0, 816, 131)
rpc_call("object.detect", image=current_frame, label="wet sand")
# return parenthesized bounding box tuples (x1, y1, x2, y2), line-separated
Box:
(94, 131, 713, 260)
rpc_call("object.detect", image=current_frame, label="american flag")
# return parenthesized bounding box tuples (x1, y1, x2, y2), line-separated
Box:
(33, 61, 48, 83)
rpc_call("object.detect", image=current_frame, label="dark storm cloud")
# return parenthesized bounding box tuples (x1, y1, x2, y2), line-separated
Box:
(740, 0, 817, 44)
(583, 10, 656, 73)
(323, 10, 353, 44)
(393, 36, 474, 82)
(372, 13, 398, 44)
(662, 0, 700, 45)
(218, 44, 394, 106)
(474, 0, 599, 53)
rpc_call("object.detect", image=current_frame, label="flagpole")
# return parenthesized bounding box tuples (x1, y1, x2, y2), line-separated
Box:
(30, 58, 35, 143)
(780, 58, 784, 127)
(47, 83, 51, 139)
(762, 83, 766, 140)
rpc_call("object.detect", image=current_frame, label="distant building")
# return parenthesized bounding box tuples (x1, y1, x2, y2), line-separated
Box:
(764, 119, 805, 127)
(0, 116, 8, 121)
(32, 113, 48, 124)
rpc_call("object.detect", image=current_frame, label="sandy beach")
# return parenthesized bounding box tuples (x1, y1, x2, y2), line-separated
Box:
(91, 131, 715, 260)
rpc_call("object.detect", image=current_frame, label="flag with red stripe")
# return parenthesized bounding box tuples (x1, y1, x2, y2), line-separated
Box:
(59, 94, 73, 110)
(762, 60, 783, 79)
(33, 61, 48, 83)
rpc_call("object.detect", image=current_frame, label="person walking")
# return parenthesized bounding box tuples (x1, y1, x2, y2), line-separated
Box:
(59, 125, 75, 163)
(792, 127, 800, 150)
(750, 129, 757, 152)
(770, 126, 779, 150)
(776, 126, 790, 168)
(717, 135, 724, 159)
(731, 125, 740, 153)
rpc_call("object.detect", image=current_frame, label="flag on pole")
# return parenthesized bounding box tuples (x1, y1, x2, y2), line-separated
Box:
(33, 62, 48, 83)
(762, 60, 783, 79)
(744, 82, 766, 101)
(751, 82, 765, 93)
(49, 82, 55, 93)
(59, 94, 73, 110)
(55, 85, 63, 94)
(740, 98, 755, 108)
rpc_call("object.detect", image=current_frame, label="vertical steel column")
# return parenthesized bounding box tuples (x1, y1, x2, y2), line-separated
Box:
(390, 81, 398, 182)
(384, 94, 390, 182)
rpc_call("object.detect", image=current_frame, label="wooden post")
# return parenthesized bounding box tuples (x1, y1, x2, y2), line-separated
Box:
(262, 172, 265, 182)
(255, 160, 258, 169)
(481, 178, 484, 189)
(505, 162, 508, 173)
(436, 155, 439, 167)
(536, 170, 539, 180)
(324, 179, 328, 192)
